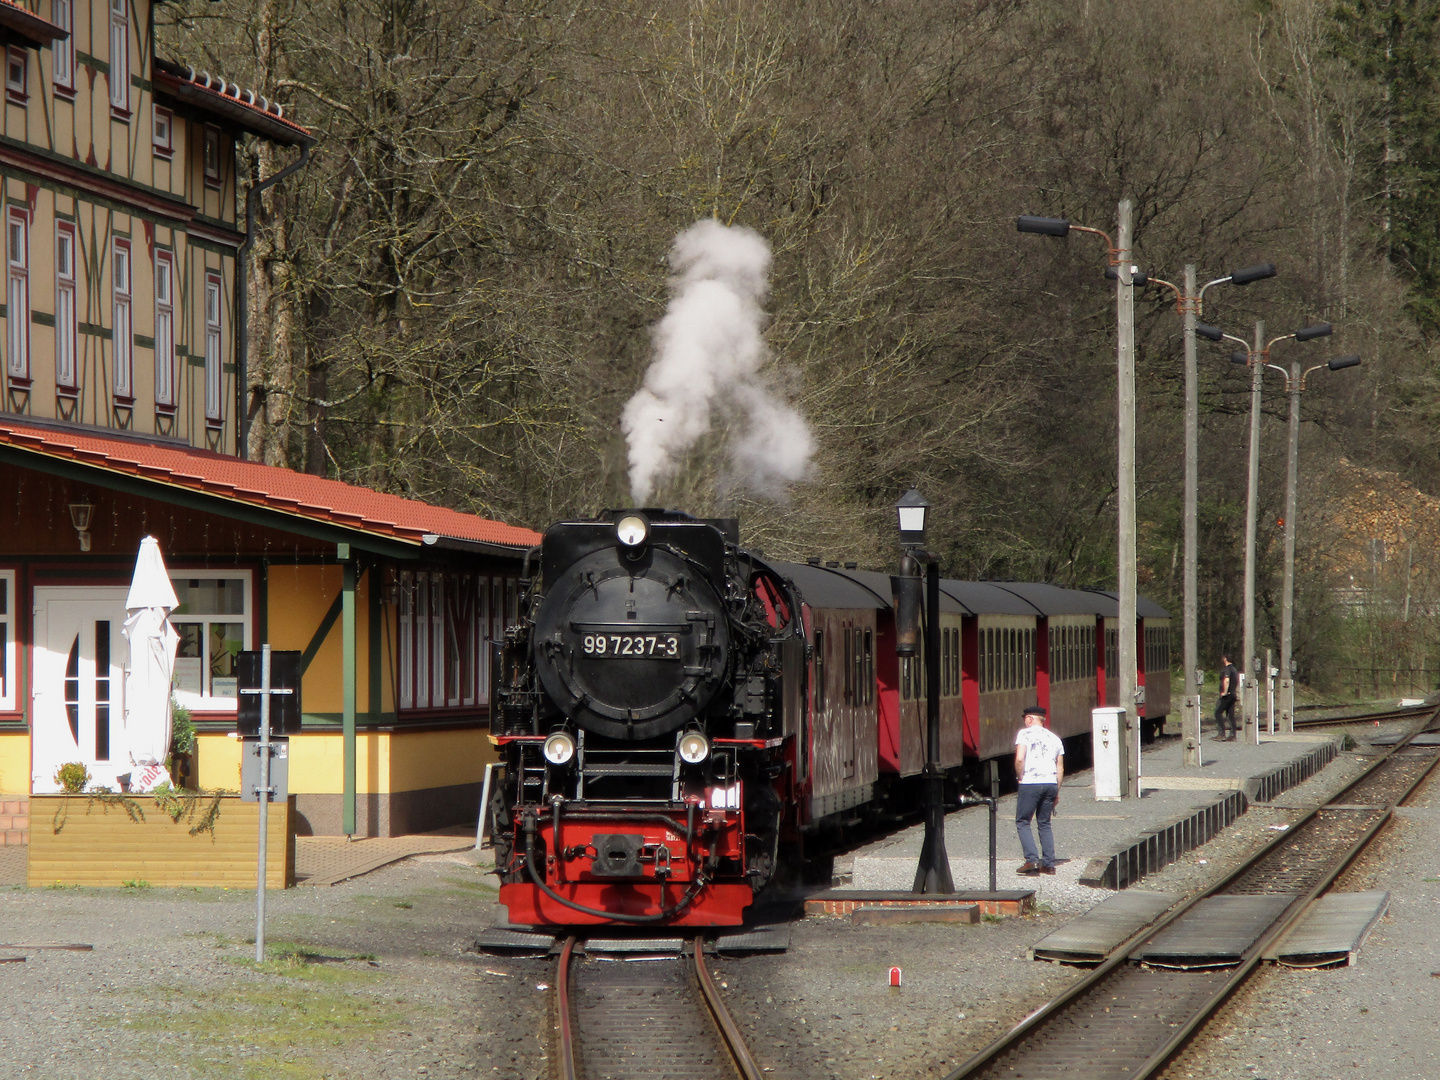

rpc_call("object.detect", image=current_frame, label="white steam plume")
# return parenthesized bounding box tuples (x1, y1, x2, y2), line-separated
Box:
(621, 219, 813, 504)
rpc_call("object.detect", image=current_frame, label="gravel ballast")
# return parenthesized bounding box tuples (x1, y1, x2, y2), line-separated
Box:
(0, 721, 1432, 1080)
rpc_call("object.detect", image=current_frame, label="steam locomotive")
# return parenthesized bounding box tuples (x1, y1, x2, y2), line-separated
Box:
(490, 510, 1170, 928)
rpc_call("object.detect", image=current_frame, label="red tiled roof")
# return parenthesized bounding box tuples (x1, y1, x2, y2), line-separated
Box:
(0, 0, 66, 47)
(0, 418, 542, 552)
(153, 58, 315, 148)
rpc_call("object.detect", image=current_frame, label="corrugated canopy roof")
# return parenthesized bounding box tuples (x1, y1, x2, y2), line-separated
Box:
(0, 417, 541, 556)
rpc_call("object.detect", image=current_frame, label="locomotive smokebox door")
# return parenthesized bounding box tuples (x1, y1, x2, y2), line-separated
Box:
(591, 834, 645, 877)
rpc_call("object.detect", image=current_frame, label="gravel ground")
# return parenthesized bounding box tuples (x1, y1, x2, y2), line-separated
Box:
(0, 719, 1431, 1080)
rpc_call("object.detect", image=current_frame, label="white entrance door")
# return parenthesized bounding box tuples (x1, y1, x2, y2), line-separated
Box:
(32, 587, 130, 793)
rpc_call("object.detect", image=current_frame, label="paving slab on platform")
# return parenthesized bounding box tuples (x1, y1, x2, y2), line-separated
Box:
(1265, 890, 1390, 968)
(845, 732, 1341, 902)
(1135, 894, 1295, 968)
(1030, 890, 1178, 963)
(295, 828, 477, 886)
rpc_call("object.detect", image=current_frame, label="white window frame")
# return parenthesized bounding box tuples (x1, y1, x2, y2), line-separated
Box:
(0, 569, 15, 712)
(204, 271, 223, 423)
(154, 250, 175, 410)
(109, 0, 129, 116)
(203, 126, 221, 186)
(51, 0, 74, 94)
(5, 46, 26, 103)
(112, 238, 132, 400)
(169, 571, 251, 712)
(55, 222, 77, 393)
(153, 105, 173, 156)
(6, 208, 28, 384)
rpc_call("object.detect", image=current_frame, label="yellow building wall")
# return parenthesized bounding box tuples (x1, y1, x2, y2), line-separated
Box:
(264, 564, 389, 717)
(195, 728, 496, 795)
(0, 731, 30, 793)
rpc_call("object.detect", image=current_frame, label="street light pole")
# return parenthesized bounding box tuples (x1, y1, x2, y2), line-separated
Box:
(1116, 200, 1140, 795)
(1242, 319, 1264, 744)
(1279, 354, 1362, 731)
(1153, 262, 1276, 767)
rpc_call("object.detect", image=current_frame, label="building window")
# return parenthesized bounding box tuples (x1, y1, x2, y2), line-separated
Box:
(154, 251, 175, 411)
(112, 238, 132, 400)
(52, 0, 74, 94)
(398, 571, 512, 712)
(5, 47, 26, 103)
(55, 223, 77, 393)
(205, 271, 223, 424)
(203, 126, 221, 186)
(109, 0, 128, 115)
(170, 574, 250, 709)
(153, 106, 173, 156)
(6, 209, 28, 385)
(0, 570, 14, 712)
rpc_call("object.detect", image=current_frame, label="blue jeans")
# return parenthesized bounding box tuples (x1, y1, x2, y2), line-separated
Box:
(1016, 783, 1058, 868)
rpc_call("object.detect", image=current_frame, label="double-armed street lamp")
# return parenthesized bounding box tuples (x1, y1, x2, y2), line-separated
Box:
(1149, 263, 1277, 766)
(1276, 353, 1362, 731)
(1218, 321, 1333, 741)
(1017, 203, 1144, 795)
(894, 487, 954, 894)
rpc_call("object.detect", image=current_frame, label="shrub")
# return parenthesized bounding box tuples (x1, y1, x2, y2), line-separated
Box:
(171, 697, 195, 755)
(53, 762, 90, 793)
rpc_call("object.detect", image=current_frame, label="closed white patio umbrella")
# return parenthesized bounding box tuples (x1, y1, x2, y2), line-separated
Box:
(122, 536, 179, 790)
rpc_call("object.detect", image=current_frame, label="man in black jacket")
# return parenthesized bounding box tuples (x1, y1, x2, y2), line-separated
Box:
(1214, 654, 1239, 741)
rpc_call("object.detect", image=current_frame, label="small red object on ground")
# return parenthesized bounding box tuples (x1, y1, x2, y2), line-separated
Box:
(889, 966, 902, 987)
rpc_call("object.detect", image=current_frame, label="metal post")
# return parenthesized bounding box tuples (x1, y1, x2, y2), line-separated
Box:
(1182, 264, 1201, 767)
(1116, 199, 1140, 797)
(1266, 646, 1275, 735)
(913, 558, 954, 893)
(343, 559, 357, 836)
(1242, 320, 1264, 744)
(1280, 358, 1301, 733)
(988, 759, 999, 893)
(255, 644, 272, 963)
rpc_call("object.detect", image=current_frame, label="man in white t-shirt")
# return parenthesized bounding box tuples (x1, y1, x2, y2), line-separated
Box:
(1014, 705, 1064, 876)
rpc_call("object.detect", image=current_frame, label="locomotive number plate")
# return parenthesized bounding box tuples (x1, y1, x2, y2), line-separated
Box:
(581, 633, 681, 658)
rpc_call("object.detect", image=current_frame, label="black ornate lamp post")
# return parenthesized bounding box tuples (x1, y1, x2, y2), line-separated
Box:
(894, 488, 954, 894)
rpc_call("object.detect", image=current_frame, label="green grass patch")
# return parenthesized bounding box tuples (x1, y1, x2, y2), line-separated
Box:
(103, 977, 406, 1080)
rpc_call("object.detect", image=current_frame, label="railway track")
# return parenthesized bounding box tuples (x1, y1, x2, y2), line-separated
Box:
(555, 935, 763, 1080)
(1290, 702, 1434, 728)
(941, 712, 1440, 1080)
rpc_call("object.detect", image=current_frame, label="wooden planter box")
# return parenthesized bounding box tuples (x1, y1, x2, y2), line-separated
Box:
(28, 794, 295, 888)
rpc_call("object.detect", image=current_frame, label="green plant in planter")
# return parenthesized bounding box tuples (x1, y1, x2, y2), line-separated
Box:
(171, 697, 195, 755)
(53, 762, 90, 793)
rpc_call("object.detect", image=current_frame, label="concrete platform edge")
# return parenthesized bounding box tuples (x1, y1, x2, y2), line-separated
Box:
(1077, 737, 1340, 890)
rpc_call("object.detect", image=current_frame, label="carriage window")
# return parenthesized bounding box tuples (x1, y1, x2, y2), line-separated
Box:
(940, 628, 950, 696)
(843, 625, 853, 704)
(814, 628, 826, 710)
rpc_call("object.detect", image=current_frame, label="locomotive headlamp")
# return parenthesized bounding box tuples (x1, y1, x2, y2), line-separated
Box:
(616, 513, 650, 548)
(543, 730, 576, 766)
(677, 731, 710, 765)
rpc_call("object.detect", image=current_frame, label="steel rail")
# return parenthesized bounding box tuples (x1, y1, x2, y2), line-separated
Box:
(692, 936, 766, 1080)
(941, 709, 1440, 1080)
(1292, 703, 1433, 729)
(556, 935, 579, 1080)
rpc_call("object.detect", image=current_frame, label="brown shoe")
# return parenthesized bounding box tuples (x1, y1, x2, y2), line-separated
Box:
(1226, 735, 1237, 741)
(1212, 736, 1229, 742)
(1040, 866, 1056, 875)
(1016, 862, 1041, 876)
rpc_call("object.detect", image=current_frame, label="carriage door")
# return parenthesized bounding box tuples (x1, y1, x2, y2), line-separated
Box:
(840, 619, 857, 778)
(32, 587, 130, 793)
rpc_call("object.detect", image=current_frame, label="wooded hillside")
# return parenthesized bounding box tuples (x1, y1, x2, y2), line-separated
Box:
(159, 0, 1440, 690)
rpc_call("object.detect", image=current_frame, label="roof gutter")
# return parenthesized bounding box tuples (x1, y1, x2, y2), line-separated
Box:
(237, 141, 312, 459)
(420, 533, 539, 559)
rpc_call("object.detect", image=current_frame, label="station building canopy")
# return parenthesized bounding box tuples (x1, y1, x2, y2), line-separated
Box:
(0, 417, 541, 558)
